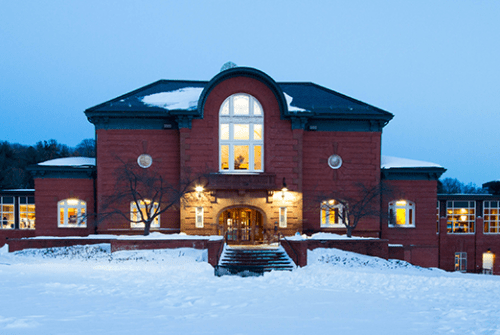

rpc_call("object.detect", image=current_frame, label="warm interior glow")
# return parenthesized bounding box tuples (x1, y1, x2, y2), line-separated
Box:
(67, 199, 80, 205)
(195, 186, 204, 193)
(460, 215, 468, 221)
(396, 200, 407, 206)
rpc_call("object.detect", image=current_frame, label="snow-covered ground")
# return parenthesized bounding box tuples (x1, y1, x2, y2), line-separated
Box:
(1, 244, 499, 335)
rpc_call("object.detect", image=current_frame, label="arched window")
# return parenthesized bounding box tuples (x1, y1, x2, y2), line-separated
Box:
(219, 93, 263, 173)
(130, 200, 160, 229)
(320, 200, 345, 228)
(58, 199, 86, 227)
(389, 200, 415, 227)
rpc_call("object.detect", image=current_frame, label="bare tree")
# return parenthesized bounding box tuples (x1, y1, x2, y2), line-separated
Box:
(99, 161, 201, 236)
(312, 182, 390, 238)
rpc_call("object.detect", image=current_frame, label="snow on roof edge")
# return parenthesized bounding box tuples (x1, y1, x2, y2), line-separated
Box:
(38, 157, 96, 167)
(381, 155, 442, 169)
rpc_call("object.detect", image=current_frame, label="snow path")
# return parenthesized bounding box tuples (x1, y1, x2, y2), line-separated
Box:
(1, 245, 500, 334)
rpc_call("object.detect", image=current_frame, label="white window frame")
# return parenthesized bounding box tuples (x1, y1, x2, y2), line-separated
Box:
(483, 201, 500, 234)
(388, 200, 415, 228)
(0, 196, 15, 229)
(455, 252, 467, 272)
(219, 93, 264, 173)
(19, 196, 35, 230)
(279, 207, 287, 228)
(446, 201, 475, 234)
(320, 200, 345, 228)
(58, 199, 86, 228)
(195, 206, 204, 228)
(130, 200, 160, 229)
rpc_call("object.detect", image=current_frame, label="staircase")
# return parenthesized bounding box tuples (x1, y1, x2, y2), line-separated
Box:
(215, 245, 295, 276)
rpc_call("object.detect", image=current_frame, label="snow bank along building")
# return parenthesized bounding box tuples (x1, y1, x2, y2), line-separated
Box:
(1, 66, 499, 274)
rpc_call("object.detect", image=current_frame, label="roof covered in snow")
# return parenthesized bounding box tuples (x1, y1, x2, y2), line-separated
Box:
(381, 156, 446, 180)
(381, 156, 443, 169)
(38, 157, 96, 167)
(85, 67, 393, 130)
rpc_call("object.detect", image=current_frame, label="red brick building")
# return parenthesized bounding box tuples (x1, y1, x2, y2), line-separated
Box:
(1, 66, 499, 274)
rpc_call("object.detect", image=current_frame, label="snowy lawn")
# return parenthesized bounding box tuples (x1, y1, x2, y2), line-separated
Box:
(1, 245, 500, 335)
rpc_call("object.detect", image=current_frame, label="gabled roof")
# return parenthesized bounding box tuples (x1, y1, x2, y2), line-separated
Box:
(84, 67, 393, 130)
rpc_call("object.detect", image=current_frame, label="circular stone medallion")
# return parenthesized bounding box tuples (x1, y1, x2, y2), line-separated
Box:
(328, 155, 342, 169)
(137, 154, 153, 168)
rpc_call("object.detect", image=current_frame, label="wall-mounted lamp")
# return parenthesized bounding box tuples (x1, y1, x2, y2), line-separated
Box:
(195, 186, 204, 199)
(281, 178, 288, 200)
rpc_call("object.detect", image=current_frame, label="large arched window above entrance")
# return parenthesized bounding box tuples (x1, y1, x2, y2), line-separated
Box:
(219, 94, 263, 173)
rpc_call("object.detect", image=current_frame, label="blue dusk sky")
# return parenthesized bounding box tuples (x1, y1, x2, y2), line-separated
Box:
(1, 1, 499, 185)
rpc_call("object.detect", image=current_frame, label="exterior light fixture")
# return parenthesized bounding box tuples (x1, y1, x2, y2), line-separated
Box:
(195, 186, 204, 198)
(281, 178, 288, 199)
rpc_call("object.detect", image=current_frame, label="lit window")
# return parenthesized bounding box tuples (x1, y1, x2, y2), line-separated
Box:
(195, 207, 204, 228)
(320, 200, 345, 228)
(130, 200, 160, 229)
(19, 196, 35, 230)
(482, 250, 495, 274)
(484, 201, 500, 234)
(279, 207, 287, 228)
(0, 197, 15, 229)
(58, 199, 86, 228)
(219, 93, 264, 173)
(388, 200, 415, 227)
(446, 201, 475, 233)
(455, 252, 467, 272)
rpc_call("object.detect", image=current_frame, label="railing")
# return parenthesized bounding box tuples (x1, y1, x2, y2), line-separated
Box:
(278, 232, 299, 266)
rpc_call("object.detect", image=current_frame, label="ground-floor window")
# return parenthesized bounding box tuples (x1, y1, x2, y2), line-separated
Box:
(482, 250, 495, 274)
(279, 207, 287, 228)
(455, 252, 467, 272)
(388, 200, 415, 227)
(484, 201, 500, 233)
(320, 200, 344, 228)
(195, 207, 204, 228)
(58, 199, 86, 227)
(447, 201, 475, 233)
(130, 200, 160, 229)
(0, 196, 15, 229)
(19, 196, 35, 229)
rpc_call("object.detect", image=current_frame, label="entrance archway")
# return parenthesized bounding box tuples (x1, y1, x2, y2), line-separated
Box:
(219, 207, 264, 244)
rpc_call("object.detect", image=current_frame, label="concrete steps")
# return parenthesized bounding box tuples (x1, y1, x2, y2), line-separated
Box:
(215, 245, 295, 276)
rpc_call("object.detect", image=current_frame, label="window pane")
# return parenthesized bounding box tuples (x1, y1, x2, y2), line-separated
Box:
(253, 101, 262, 115)
(234, 145, 249, 170)
(221, 100, 229, 115)
(234, 124, 249, 140)
(254, 124, 262, 140)
(68, 208, 77, 225)
(233, 95, 249, 115)
(254, 145, 262, 170)
(220, 124, 229, 140)
(396, 208, 406, 225)
(60, 208, 65, 226)
(221, 145, 229, 170)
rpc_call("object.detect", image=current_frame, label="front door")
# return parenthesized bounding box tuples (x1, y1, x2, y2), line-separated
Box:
(219, 208, 263, 244)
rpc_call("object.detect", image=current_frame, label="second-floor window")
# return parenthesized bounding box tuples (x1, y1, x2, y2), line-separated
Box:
(219, 94, 263, 173)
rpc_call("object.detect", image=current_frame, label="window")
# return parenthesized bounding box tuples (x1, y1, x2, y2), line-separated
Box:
(388, 200, 415, 227)
(130, 200, 160, 229)
(320, 200, 345, 228)
(482, 250, 495, 274)
(19, 196, 35, 230)
(0, 196, 14, 229)
(219, 94, 264, 173)
(58, 199, 86, 227)
(195, 207, 204, 228)
(279, 207, 287, 228)
(484, 201, 500, 233)
(447, 201, 475, 233)
(455, 252, 467, 272)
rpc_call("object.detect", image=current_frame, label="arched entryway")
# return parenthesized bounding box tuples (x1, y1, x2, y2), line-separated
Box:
(219, 207, 264, 245)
